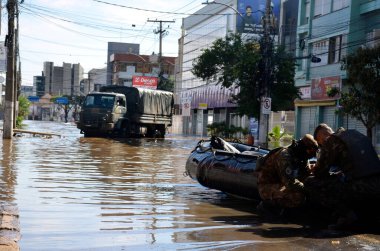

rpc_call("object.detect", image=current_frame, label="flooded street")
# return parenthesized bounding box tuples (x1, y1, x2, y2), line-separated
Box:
(1, 120, 380, 250)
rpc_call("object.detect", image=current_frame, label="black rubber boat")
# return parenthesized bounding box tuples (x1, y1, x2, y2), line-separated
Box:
(185, 137, 269, 200)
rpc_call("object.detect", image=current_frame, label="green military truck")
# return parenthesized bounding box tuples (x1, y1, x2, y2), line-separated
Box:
(77, 85, 174, 137)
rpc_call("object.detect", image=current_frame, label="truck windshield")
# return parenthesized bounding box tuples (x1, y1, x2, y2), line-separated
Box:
(83, 95, 115, 109)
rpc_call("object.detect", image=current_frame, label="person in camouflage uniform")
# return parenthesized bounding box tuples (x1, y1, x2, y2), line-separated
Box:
(257, 134, 318, 210)
(304, 123, 380, 229)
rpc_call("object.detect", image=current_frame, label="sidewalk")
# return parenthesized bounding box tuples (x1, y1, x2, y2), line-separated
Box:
(0, 203, 19, 251)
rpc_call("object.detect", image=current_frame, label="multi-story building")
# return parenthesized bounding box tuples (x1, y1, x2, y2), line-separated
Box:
(33, 75, 45, 97)
(72, 63, 84, 96)
(107, 42, 140, 85)
(20, 85, 33, 97)
(43, 62, 54, 95)
(294, 0, 380, 151)
(109, 53, 175, 87)
(41, 61, 84, 96)
(81, 67, 107, 95)
(174, 0, 286, 137)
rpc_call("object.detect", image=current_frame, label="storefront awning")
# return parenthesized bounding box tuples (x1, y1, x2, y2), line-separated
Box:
(294, 99, 336, 107)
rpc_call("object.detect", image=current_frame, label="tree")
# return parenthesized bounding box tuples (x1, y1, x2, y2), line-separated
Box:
(157, 72, 174, 92)
(192, 33, 299, 118)
(331, 45, 380, 140)
(16, 96, 31, 128)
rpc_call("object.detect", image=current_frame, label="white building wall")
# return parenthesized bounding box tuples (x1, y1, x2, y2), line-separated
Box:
(180, 0, 235, 91)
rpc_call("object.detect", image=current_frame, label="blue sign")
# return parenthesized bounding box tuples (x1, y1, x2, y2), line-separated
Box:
(28, 96, 40, 102)
(56, 97, 69, 104)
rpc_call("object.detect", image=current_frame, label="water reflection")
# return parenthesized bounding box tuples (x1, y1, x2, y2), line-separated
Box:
(1, 120, 379, 251)
(0, 139, 17, 202)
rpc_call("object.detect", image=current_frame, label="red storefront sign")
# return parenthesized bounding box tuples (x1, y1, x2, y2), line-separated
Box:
(132, 76, 158, 89)
(311, 76, 341, 100)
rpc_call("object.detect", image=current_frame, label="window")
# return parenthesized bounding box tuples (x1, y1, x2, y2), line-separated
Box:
(333, 0, 349, 11)
(328, 37, 336, 64)
(302, 1, 310, 25)
(312, 39, 329, 66)
(313, 35, 347, 66)
(328, 35, 346, 64)
(314, 0, 332, 17)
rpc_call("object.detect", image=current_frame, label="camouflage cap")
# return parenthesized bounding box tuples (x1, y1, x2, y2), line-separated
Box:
(301, 134, 318, 150)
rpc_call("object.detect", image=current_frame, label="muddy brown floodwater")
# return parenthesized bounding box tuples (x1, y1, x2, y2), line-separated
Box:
(0, 120, 380, 251)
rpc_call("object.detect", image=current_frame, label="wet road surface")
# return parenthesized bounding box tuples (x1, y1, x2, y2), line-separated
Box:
(0, 120, 380, 250)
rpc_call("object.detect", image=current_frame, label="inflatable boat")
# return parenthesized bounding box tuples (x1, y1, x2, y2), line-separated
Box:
(185, 137, 269, 200)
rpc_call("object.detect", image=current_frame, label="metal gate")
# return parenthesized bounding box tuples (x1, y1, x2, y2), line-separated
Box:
(343, 115, 367, 135)
(321, 106, 336, 129)
(299, 107, 317, 136)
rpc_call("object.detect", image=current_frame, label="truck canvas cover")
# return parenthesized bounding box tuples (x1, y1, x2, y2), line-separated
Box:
(100, 85, 173, 116)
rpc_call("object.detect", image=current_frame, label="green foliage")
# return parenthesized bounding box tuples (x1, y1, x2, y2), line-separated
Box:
(268, 125, 285, 142)
(16, 96, 31, 128)
(157, 73, 174, 92)
(206, 121, 248, 140)
(268, 125, 293, 148)
(337, 45, 380, 139)
(192, 33, 299, 118)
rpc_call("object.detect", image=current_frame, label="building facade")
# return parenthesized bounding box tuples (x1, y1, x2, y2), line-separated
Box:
(107, 42, 140, 85)
(81, 67, 107, 95)
(33, 75, 45, 97)
(109, 53, 175, 87)
(173, 0, 288, 138)
(294, 0, 380, 151)
(41, 61, 84, 97)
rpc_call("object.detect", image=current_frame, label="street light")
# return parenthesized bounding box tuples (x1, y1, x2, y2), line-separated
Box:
(202, 1, 243, 18)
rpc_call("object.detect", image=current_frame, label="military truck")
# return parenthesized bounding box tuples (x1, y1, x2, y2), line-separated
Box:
(77, 85, 174, 137)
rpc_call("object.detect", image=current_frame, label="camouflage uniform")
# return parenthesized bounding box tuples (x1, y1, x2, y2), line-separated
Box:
(305, 129, 380, 213)
(257, 137, 315, 208)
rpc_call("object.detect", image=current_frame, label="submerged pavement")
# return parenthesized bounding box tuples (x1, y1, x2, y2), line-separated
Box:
(0, 203, 19, 251)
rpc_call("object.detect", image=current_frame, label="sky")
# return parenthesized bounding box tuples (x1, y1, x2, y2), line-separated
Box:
(4, 0, 205, 86)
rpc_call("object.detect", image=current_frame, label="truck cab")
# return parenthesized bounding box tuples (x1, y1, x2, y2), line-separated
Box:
(77, 92, 127, 137)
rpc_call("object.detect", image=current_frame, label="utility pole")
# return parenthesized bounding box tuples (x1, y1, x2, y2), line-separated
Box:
(13, 1, 20, 129)
(3, 0, 16, 139)
(258, 0, 273, 147)
(147, 19, 175, 73)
